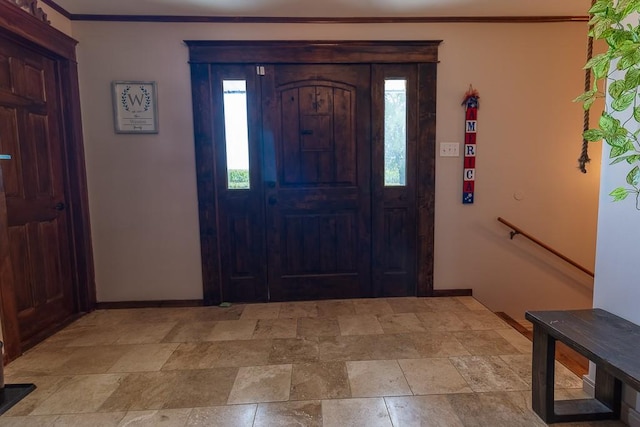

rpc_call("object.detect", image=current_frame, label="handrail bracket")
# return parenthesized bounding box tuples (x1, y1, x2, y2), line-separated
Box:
(509, 230, 520, 240)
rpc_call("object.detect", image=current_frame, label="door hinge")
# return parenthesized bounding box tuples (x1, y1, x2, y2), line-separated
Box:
(256, 66, 265, 76)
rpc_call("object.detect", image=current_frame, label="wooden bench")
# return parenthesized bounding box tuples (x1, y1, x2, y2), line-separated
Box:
(525, 309, 640, 424)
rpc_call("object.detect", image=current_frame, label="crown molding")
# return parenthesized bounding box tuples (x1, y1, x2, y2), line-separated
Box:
(37, 1, 589, 24)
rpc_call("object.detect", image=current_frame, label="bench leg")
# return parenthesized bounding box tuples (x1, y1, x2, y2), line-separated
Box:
(595, 366, 622, 417)
(531, 324, 556, 423)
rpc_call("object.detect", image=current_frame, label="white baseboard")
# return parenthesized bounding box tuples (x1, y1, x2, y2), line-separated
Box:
(622, 402, 640, 427)
(582, 374, 595, 397)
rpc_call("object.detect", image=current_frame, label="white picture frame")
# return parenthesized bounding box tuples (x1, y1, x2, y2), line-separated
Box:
(112, 81, 158, 134)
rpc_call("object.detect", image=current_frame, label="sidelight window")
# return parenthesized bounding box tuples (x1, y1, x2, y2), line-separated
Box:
(384, 79, 407, 186)
(223, 80, 250, 190)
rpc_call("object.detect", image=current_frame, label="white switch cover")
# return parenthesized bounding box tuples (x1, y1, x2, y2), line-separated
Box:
(440, 142, 459, 157)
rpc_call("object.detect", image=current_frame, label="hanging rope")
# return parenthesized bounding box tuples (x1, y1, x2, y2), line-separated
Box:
(579, 0, 596, 173)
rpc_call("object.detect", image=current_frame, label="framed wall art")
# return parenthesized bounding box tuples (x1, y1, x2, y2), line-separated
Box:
(112, 81, 158, 134)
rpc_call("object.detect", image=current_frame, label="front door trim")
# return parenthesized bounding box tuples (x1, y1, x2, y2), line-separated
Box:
(188, 40, 440, 305)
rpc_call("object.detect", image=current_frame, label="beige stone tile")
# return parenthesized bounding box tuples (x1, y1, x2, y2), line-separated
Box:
(162, 340, 271, 370)
(385, 297, 429, 314)
(297, 317, 340, 337)
(398, 358, 472, 395)
(54, 412, 127, 426)
(108, 343, 178, 373)
(114, 308, 192, 324)
(241, 303, 281, 320)
(499, 354, 583, 389)
(316, 300, 355, 317)
(455, 296, 490, 311)
(116, 409, 191, 426)
(252, 319, 298, 339)
(161, 321, 217, 343)
(449, 355, 529, 392)
(415, 312, 469, 331)
(495, 328, 533, 354)
(452, 330, 520, 355)
(113, 323, 177, 345)
(321, 397, 393, 427)
(366, 334, 421, 360)
(352, 299, 393, 315)
(555, 388, 592, 400)
(50, 346, 132, 375)
(64, 326, 122, 347)
(0, 415, 61, 426)
(447, 391, 546, 427)
(31, 374, 125, 415)
(227, 364, 293, 404)
(253, 400, 322, 427)
(268, 337, 319, 364)
(186, 405, 257, 426)
(385, 395, 465, 427)
(318, 335, 420, 362)
(405, 332, 470, 358)
(378, 314, 427, 333)
(453, 310, 509, 330)
(318, 335, 378, 362)
(346, 360, 411, 398)
(3, 376, 73, 416)
(208, 320, 257, 341)
(338, 315, 384, 335)
(421, 298, 469, 312)
(100, 368, 237, 411)
(279, 302, 318, 319)
(290, 362, 350, 400)
(181, 305, 245, 322)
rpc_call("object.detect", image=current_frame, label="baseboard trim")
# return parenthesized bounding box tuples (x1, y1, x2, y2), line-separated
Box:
(429, 289, 473, 297)
(95, 300, 204, 309)
(623, 401, 640, 427)
(495, 312, 532, 338)
(582, 374, 595, 397)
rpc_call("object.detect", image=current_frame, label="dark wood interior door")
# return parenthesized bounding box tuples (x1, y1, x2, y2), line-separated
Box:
(0, 39, 76, 347)
(262, 64, 372, 301)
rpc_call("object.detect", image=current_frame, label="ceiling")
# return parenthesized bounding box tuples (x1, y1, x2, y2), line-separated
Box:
(49, 0, 592, 18)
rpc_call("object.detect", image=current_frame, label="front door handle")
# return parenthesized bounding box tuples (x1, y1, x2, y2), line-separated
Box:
(54, 202, 65, 211)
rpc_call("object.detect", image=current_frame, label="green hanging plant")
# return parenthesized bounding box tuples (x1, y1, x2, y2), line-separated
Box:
(575, 0, 640, 209)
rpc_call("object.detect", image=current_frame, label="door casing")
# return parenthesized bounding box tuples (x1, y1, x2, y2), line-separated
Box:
(187, 40, 440, 305)
(0, 1, 95, 361)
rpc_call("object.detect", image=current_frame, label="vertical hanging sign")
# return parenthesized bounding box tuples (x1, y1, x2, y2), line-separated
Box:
(462, 85, 479, 204)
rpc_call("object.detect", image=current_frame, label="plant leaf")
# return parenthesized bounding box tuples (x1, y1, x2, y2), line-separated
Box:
(634, 106, 640, 123)
(625, 68, 640, 89)
(609, 79, 627, 98)
(626, 165, 640, 186)
(610, 187, 630, 201)
(612, 91, 636, 110)
(599, 112, 619, 133)
(610, 144, 630, 158)
(584, 129, 605, 141)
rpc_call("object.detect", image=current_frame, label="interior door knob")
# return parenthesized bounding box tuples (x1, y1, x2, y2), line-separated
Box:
(54, 202, 65, 211)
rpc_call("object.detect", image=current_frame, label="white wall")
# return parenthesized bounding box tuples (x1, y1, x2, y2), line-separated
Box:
(72, 21, 601, 318)
(39, 3, 72, 37)
(593, 13, 640, 424)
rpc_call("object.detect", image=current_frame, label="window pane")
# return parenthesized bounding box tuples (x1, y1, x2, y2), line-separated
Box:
(384, 79, 407, 186)
(223, 80, 250, 190)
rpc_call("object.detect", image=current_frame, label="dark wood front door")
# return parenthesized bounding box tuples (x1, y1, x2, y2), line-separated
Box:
(0, 39, 75, 347)
(262, 65, 372, 300)
(188, 41, 440, 305)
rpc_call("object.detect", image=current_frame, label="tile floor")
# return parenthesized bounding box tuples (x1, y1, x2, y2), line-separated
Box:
(0, 297, 625, 426)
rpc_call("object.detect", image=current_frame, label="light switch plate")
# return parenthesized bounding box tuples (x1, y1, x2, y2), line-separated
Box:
(440, 142, 459, 157)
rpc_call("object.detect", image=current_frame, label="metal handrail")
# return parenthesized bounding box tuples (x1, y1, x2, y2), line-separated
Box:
(497, 217, 594, 278)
